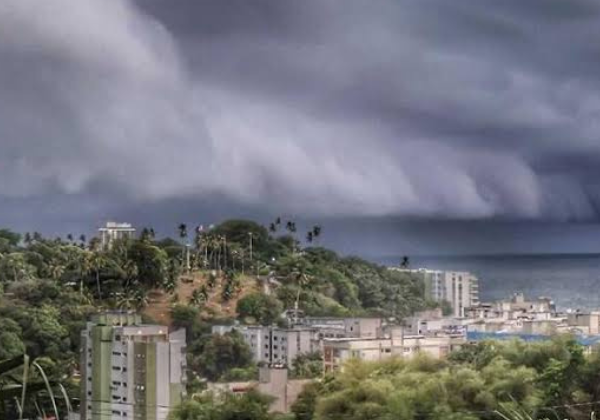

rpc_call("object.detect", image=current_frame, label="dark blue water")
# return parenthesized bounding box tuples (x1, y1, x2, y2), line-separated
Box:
(377, 254, 600, 310)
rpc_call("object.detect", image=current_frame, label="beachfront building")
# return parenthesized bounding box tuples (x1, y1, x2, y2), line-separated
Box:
(392, 268, 480, 317)
(80, 313, 186, 420)
(465, 293, 556, 322)
(98, 222, 136, 250)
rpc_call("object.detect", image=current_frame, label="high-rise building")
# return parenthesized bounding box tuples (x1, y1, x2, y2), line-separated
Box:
(98, 222, 136, 250)
(391, 268, 479, 317)
(80, 313, 186, 420)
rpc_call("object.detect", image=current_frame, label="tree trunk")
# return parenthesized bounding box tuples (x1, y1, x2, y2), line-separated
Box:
(96, 270, 101, 298)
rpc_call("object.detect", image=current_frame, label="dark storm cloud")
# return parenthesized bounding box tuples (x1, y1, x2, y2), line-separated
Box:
(2, 0, 600, 226)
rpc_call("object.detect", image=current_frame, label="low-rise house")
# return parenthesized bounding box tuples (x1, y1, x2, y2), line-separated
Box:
(322, 331, 465, 373)
(567, 312, 600, 335)
(207, 367, 311, 413)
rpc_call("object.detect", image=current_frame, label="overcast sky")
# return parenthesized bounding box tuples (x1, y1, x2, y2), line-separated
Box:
(2, 0, 600, 255)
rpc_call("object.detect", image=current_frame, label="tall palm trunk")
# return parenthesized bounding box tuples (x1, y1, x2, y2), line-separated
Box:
(96, 269, 101, 298)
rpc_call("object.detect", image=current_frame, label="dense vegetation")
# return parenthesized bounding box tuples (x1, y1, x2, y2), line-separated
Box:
(2, 222, 600, 420)
(0, 219, 432, 417)
(289, 337, 600, 420)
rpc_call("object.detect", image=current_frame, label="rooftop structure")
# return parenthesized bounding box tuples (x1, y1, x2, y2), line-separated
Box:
(98, 222, 136, 250)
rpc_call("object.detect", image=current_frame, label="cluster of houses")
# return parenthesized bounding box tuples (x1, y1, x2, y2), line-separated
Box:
(212, 266, 600, 378)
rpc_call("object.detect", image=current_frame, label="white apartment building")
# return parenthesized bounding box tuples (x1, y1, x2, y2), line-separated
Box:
(392, 268, 479, 318)
(98, 222, 136, 250)
(322, 332, 465, 373)
(212, 325, 314, 366)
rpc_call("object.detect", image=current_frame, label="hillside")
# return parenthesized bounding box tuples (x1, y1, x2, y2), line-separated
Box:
(143, 270, 261, 325)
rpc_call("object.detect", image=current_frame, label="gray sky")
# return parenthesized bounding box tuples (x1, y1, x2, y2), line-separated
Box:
(2, 0, 600, 255)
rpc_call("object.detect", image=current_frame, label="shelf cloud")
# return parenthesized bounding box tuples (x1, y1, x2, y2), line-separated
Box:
(2, 0, 600, 224)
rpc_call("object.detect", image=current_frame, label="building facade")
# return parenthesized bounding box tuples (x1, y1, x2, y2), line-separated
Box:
(322, 332, 465, 373)
(98, 222, 136, 250)
(80, 313, 186, 420)
(213, 325, 315, 366)
(393, 268, 479, 318)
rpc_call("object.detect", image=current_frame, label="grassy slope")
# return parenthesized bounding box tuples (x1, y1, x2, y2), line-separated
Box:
(142, 270, 260, 326)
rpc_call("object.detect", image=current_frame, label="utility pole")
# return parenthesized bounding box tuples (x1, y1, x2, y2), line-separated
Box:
(248, 232, 253, 263)
(223, 235, 227, 270)
(186, 243, 190, 272)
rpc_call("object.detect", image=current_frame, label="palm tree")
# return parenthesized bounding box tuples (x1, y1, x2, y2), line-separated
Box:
(48, 262, 65, 282)
(90, 253, 107, 298)
(287, 257, 313, 323)
(400, 256, 410, 269)
(79, 234, 86, 247)
(23, 233, 32, 246)
(133, 289, 149, 309)
(306, 231, 314, 243)
(140, 227, 152, 242)
(77, 251, 93, 295)
(312, 225, 322, 243)
(117, 291, 136, 310)
(178, 224, 188, 270)
(178, 224, 188, 240)
(122, 260, 139, 289)
(189, 286, 208, 307)
(286, 220, 297, 233)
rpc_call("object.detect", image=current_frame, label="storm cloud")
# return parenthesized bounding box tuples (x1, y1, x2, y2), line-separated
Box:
(2, 0, 600, 228)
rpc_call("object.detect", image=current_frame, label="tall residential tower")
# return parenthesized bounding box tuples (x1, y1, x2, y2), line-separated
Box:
(80, 313, 186, 420)
(391, 268, 479, 317)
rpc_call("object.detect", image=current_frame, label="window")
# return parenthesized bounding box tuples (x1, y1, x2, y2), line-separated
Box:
(115, 335, 121, 341)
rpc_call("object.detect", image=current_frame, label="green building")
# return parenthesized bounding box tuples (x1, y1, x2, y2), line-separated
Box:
(80, 313, 186, 420)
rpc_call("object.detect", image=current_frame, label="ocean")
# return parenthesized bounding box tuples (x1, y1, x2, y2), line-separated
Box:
(376, 254, 600, 311)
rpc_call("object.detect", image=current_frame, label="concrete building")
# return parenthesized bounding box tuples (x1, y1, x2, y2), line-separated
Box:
(98, 222, 136, 250)
(80, 313, 186, 420)
(207, 367, 311, 413)
(212, 325, 314, 366)
(392, 268, 479, 317)
(300, 317, 384, 339)
(322, 332, 465, 373)
(567, 312, 600, 335)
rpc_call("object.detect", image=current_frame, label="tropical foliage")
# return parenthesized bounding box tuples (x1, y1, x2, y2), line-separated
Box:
(291, 336, 600, 420)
